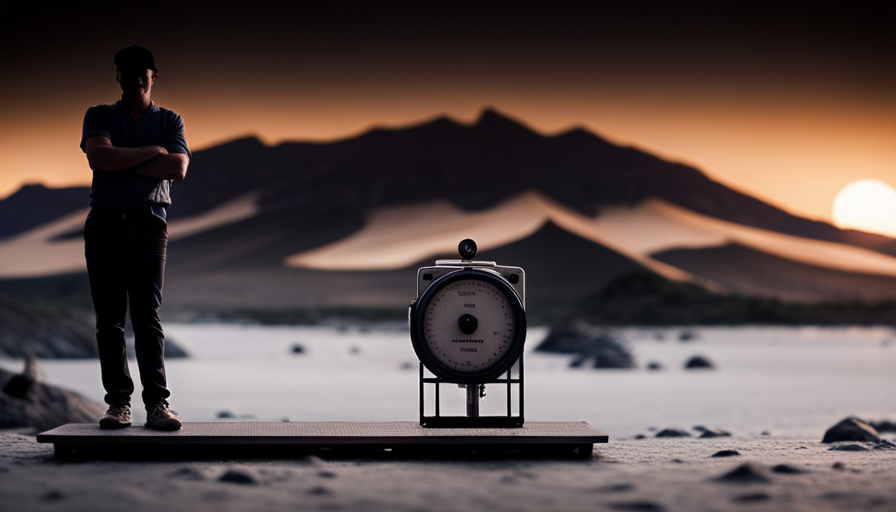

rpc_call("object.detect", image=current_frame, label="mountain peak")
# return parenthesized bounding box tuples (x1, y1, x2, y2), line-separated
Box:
(473, 108, 541, 137)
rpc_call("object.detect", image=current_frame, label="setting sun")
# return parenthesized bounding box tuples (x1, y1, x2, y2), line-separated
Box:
(832, 179, 896, 238)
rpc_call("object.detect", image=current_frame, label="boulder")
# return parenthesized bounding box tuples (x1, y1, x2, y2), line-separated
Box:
(0, 297, 96, 358)
(829, 444, 869, 452)
(538, 323, 635, 369)
(715, 463, 771, 484)
(218, 468, 259, 485)
(771, 464, 807, 474)
(594, 352, 635, 369)
(125, 336, 188, 359)
(0, 357, 106, 431)
(678, 331, 698, 342)
(684, 356, 714, 369)
(655, 428, 690, 438)
(821, 417, 880, 443)
(866, 420, 896, 433)
(0, 296, 187, 359)
(700, 429, 732, 438)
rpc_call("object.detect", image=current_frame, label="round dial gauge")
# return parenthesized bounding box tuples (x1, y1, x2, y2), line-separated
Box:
(411, 270, 526, 383)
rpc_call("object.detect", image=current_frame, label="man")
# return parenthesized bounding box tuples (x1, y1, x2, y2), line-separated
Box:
(81, 45, 189, 430)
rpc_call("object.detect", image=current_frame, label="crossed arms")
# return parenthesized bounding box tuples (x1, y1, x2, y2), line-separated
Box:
(85, 136, 189, 180)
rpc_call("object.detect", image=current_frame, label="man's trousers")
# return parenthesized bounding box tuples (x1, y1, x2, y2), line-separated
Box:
(84, 206, 170, 409)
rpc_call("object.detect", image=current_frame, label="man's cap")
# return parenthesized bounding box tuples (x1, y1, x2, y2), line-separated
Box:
(114, 45, 158, 73)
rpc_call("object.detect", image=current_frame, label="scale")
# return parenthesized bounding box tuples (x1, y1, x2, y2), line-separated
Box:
(409, 239, 527, 428)
(37, 241, 608, 460)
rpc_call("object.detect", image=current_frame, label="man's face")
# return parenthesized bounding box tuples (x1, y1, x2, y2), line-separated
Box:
(116, 68, 157, 97)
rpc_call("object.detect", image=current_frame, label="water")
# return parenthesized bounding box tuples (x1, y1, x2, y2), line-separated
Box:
(2, 324, 894, 439)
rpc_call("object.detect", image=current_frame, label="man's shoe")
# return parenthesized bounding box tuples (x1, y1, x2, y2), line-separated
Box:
(99, 404, 131, 429)
(145, 402, 182, 431)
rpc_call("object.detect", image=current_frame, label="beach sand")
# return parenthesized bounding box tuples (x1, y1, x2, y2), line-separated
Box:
(2, 429, 894, 512)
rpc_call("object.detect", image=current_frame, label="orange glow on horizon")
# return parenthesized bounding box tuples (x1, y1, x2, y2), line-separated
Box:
(3, 95, 895, 226)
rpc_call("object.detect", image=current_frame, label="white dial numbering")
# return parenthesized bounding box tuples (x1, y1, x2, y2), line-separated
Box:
(422, 278, 515, 373)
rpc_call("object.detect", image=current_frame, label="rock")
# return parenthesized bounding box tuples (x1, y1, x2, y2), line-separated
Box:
(307, 486, 331, 495)
(42, 490, 65, 502)
(678, 331, 697, 342)
(700, 429, 732, 438)
(646, 362, 662, 370)
(2, 375, 33, 399)
(23, 356, 44, 382)
(692, 425, 709, 432)
(3, 355, 47, 398)
(569, 354, 589, 368)
(715, 463, 771, 484)
(218, 468, 258, 485)
(594, 352, 635, 369)
(599, 483, 635, 492)
(655, 428, 690, 438)
(710, 450, 740, 457)
(291, 344, 305, 354)
(828, 444, 869, 452)
(317, 471, 336, 478)
(822, 417, 880, 443)
(634, 434, 646, 439)
(761, 431, 771, 436)
(832, 462, 846, 471)
(537, 323, 635, 369)
(771, 464, 807, 474)
(733, 493, 770, 502)
(684, 356, 714, 369)
(866, 420, 896, 433)
(875, 439, 896, 449)
(169, 467, 206, 481)
(0, 297, 97, 358)
(0, 360, 106, 431)
(217, 410, 235, 418)
(125, 336, 188, 359)
(607, 501, 666, 511)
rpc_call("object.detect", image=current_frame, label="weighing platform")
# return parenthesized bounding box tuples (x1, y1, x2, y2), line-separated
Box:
(38, 421, 607, 459)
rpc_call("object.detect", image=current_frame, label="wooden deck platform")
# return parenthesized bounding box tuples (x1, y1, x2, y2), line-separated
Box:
(38, 421, 607, 459)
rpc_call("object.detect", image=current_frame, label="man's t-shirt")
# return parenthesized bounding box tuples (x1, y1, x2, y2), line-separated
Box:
(81, 101, 190, 210)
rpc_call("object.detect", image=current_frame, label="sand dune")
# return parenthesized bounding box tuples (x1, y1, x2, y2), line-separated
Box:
(0, 193, 259, 278)
(5, 188, 896, 289)
(283, 192, 699, 282)
(284, 191, 896, 280)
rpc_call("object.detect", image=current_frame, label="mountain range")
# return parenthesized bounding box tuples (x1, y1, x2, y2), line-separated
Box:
(2, 109, 896, 318)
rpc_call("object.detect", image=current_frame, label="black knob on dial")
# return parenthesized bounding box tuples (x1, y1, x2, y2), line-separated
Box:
(458, 239, 477, 260)
(458, 313, 478, 334)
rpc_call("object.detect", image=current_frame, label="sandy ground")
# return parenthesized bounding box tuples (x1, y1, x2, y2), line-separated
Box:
(1, 429, 894, 512)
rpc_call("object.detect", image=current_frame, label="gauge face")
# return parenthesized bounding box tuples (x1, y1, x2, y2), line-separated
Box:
(423, 278, 514, 372)
(411, 270, 525, 382)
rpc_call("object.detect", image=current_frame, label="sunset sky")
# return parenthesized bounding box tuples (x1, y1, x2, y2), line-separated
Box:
(1, 3, 894, 223)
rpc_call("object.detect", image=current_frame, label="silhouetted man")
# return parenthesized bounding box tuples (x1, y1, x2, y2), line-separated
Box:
(81, 45, 189, 430)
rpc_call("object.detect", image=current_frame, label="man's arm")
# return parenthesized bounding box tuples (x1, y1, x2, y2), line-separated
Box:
(133, 152, 189, 180)
(85, 136, 188, 180)
(85, 136, 166, 172)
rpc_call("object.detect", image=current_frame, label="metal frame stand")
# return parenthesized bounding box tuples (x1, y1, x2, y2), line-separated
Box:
(419, 354, 524, 428)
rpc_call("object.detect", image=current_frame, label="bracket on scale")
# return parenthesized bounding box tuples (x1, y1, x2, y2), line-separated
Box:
(419, 353, 524, 428)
